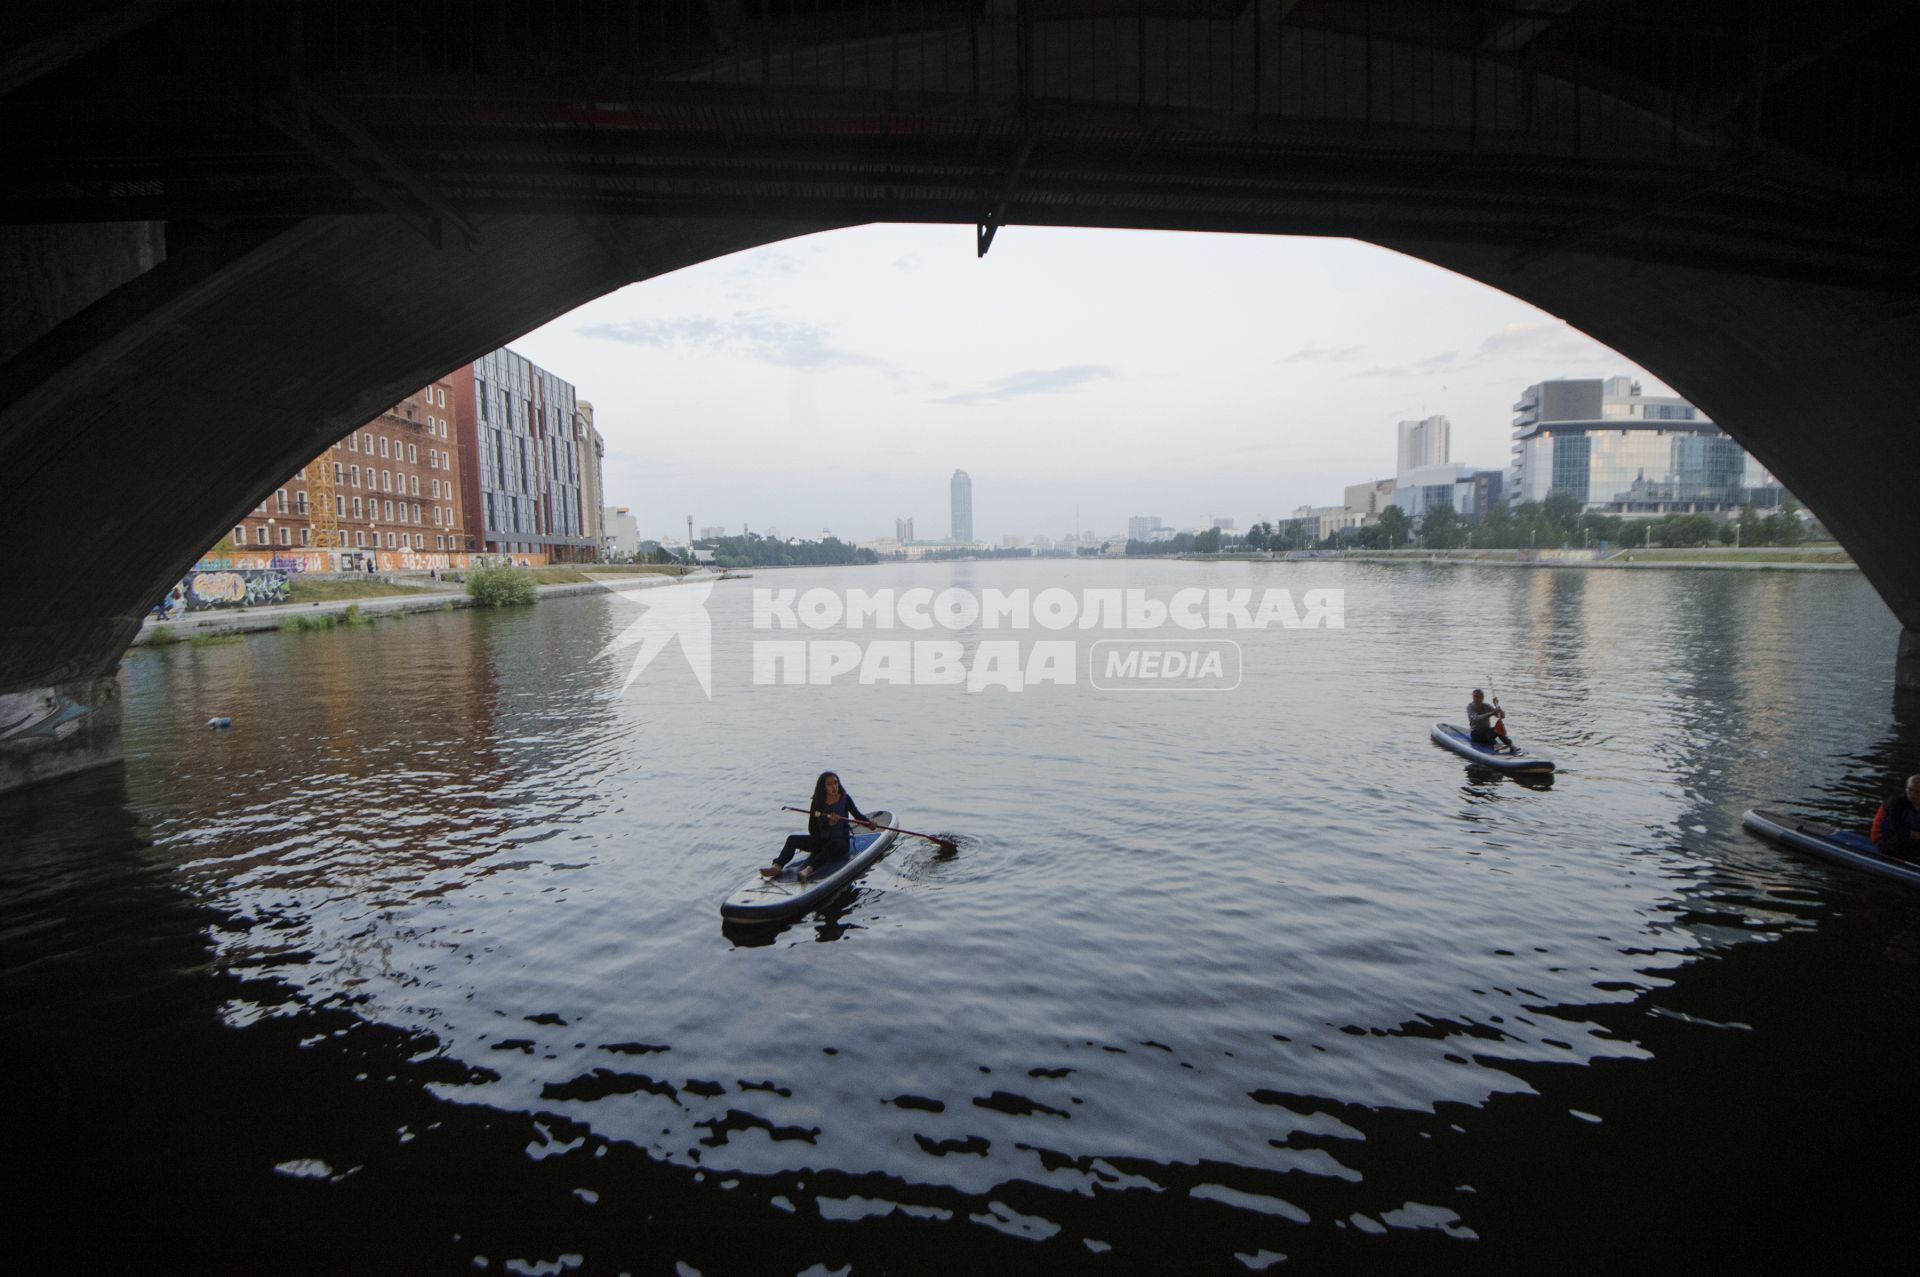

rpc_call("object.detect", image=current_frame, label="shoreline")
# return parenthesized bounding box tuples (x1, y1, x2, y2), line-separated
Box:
(130, 573, 687, 647)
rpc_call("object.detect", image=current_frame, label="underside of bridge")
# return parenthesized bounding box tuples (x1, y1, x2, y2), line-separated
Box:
(2, 0, 1918, 786)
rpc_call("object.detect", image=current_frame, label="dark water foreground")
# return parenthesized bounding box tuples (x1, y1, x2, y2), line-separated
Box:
(4, 560, 1918, 1274)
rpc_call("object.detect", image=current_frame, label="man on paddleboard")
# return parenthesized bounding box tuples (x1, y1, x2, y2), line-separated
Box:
(1467, 689, 1516, 754)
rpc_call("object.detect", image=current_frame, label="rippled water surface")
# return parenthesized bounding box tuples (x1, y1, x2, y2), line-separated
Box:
(6, 560, 1920, 1274)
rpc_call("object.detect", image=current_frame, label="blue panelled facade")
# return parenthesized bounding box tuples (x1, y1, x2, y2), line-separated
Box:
(462, 348, 598, 560)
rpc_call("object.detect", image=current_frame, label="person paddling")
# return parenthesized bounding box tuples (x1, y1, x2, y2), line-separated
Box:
(1871, 774, 1920, 860)
(761, 771, 868, 884)
(1467, 688, 1516, 754)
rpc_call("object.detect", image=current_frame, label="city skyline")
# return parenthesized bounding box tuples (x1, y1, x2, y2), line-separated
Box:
(504, 224, 1679, 544)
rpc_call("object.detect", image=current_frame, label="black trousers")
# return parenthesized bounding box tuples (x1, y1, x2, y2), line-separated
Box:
(772, 833, 847, 873)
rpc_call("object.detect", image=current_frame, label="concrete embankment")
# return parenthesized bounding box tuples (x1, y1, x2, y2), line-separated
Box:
(131, 574, 683, 646)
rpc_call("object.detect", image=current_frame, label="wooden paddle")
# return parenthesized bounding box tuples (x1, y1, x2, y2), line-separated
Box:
(781, 805, 958, 853)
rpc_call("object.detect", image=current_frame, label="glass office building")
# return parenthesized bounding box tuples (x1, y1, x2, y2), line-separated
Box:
(1510, 376, 1781, 514)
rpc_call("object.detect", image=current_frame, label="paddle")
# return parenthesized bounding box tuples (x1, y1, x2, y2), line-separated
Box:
(781, 805, 958, 853)
(1486, 674, 1516, 752)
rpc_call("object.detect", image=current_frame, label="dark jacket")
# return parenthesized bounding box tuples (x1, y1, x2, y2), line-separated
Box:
(1872, 794, 1920, 858)
(811, 792, 868, 858)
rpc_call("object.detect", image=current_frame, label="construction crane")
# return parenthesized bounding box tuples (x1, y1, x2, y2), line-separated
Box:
(307, 446, 339, 554)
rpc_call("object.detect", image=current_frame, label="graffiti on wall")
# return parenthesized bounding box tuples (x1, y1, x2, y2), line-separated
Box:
(172, 569, 292, 612)
(196, 551, 330, 573)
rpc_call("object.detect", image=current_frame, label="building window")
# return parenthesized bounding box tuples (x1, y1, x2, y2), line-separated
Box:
(413, 502, 421, 522)
(408, 443, 418, 464)
(335, 495, 346, 516)
(333, 462, 344, 484)
(355, 531, 365, 547)
(275, 489, 289, 512)
(349, 434, 358, 452)
(232, 526, 245, 545)
(350, 465, 360, 487)
(255, 526, 270, 545)
(437, 388, 446, 408)
(296, 491, 309, 514)
(433, 505, 442, 525)
(382, 470, 392, 492)
(386, 533, 396, 548)
(352, 496, 363, 518)
(300, 528, 311, 546)
(376, 437, 386, 458)
(278, 526, 292, 546)
(363, 432, 373, 453)
(410, 475, 419, 496)
(385, 500, 394, 521)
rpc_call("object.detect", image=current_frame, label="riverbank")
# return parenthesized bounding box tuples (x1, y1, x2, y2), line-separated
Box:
(133, 572, 688, 646)
(1172, 546, 1858, 573)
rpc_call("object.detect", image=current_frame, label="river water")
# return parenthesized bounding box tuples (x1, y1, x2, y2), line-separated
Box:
(4, 559, 1918, 1274)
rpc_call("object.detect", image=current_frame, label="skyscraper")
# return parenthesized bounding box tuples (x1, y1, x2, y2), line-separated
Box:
(1396, 415, 1451, 481)
(950, 469, 973, 543)
(895, 516, 914, 543)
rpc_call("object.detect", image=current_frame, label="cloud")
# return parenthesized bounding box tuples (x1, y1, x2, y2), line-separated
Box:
(577, 312, 905, 377)
(1279, 342, 1366, 363)
(932, 364, 1117, 406)
(1471, 321, 1618, 363)
(1349, 350, 1460, 379)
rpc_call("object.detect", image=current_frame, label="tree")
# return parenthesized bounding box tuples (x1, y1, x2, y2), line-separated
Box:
(1421, 505, 1462, 549)
(1375, 505, 1410, 547)
(1542, 492, 1583, 540)
(1193, 527, 1223, 554)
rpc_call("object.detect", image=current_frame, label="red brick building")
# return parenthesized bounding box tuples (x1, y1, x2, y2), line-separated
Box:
(231, 379, 469, 562)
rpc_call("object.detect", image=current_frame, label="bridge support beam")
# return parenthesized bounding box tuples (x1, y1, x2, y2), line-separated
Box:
(0, 675, 122, 792)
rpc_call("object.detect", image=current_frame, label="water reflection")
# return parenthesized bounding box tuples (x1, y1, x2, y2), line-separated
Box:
(3, 562, 1918, 1271)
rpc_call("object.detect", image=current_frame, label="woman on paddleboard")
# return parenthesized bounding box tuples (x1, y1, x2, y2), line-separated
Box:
(761, 771, 869, 884)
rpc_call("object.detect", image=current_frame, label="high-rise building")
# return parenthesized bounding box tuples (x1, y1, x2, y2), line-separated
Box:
(895, 517, 915, 543)
(699, 526, 727, 540)
(576, 401, 605, 562)
(230, 378, 466, 560)
(1211, 516, 1236, 531)
(449, 347, 598, 562)
(1127, 515, 1162, 541)
(1509, 376, 1783, 513)
(950, 469, 973, 543)
(1396, 415, 1451, 481)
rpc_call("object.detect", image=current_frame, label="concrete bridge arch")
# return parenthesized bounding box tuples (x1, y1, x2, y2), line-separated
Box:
(3, 0, 1917, 785)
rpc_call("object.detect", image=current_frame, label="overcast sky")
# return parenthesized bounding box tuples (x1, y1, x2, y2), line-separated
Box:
(508, 223, 1672, 544)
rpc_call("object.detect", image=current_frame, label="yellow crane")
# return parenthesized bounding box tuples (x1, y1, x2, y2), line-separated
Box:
(307, 447, 339, 554)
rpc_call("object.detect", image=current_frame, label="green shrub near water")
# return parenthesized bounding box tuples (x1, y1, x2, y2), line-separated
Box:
(283, 612, 340, 633)
(466, 565, 537, 608)
(146, 626, 180, 646)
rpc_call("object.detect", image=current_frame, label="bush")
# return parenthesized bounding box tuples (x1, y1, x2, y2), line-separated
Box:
(467, 565, 537, 608)
(284, 613, 339, 632)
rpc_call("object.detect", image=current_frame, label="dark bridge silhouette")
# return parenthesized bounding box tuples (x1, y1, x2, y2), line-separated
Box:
(3, 0, 1918, 786)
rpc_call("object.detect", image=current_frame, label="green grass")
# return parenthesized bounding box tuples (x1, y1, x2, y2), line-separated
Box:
(282, 612, 340, 632)
(1609, 547, 1853, 564)
(190, 633, 244, 647)
(145, 626, 180, 646)
(289, 578, 437, 604)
